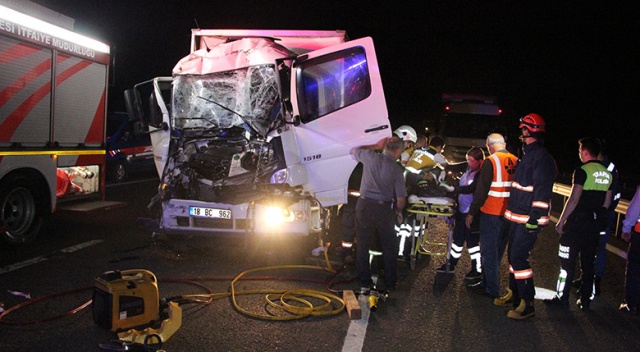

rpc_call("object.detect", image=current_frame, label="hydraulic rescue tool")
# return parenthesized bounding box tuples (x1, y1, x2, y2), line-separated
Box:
(357, 287, 389, 312)
(93, 269, 160, 331)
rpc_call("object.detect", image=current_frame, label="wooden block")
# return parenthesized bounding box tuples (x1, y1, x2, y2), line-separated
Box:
(343, 290, 361, 320)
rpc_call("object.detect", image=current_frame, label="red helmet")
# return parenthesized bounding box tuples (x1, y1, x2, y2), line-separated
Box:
(519, 113, 546, 133)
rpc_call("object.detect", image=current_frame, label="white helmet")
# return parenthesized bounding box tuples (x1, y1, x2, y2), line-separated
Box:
(393, 125, 417, 143)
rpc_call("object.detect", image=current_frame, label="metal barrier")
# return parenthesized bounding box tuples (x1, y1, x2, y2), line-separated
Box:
(553, 182, 630, 235)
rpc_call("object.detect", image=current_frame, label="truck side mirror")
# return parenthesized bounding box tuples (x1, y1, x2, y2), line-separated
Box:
(124, 89, 143, 122)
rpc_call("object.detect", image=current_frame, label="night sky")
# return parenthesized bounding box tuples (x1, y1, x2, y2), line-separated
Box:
(32, 1, 640, 187)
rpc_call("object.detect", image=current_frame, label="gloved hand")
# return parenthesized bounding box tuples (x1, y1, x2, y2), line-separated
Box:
(440, 183, 455, 192)
(437, 170, 447, 183)
(525, 218, 539, 234)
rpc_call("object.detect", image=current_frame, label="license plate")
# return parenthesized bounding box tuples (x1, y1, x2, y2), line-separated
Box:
(189, 206, 231, 219)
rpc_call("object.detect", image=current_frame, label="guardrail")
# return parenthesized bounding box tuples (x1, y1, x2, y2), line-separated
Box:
(553, 182, 630, 235)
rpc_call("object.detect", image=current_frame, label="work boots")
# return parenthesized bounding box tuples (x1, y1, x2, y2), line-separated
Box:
(493, 289, 513, 307)
(507, 299, 535, 320)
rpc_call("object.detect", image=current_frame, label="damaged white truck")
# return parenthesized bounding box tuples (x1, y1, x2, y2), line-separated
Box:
(125, 29, 390, 241)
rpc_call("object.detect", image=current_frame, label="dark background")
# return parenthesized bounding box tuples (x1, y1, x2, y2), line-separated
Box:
(33, 1, 640, 189)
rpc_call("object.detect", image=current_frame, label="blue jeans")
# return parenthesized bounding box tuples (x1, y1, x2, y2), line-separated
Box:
(479, 213, 509, 297)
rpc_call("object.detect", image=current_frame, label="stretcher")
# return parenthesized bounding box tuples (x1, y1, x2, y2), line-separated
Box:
(398, 195, 456, 270)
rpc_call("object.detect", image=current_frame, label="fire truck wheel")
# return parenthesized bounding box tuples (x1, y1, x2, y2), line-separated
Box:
(0, 178, 44, 245)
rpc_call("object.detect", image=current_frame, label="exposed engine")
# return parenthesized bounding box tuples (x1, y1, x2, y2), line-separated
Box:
(159, 126, 282, 205)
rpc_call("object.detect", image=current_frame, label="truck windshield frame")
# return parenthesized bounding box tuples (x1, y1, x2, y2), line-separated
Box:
(296, 47, 371, 124)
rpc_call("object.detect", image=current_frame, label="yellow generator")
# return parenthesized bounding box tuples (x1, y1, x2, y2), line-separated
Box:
(92, 269, 160, 331)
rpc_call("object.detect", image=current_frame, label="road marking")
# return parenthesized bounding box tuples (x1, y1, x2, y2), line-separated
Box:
(342, 294, 370, 352)
(0, 239, 103, 275)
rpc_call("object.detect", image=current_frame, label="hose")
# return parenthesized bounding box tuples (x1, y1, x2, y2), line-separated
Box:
(0, 261, 346, 325)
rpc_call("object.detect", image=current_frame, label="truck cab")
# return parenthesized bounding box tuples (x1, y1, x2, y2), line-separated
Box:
(437, 93, 504, 162)
(126, 30, 390, 239)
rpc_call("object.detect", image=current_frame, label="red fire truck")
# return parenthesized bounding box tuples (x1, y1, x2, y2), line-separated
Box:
(0, 1, 116, 244)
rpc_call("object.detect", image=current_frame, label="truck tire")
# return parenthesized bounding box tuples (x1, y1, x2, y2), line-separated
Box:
(0, 177, 44, 245)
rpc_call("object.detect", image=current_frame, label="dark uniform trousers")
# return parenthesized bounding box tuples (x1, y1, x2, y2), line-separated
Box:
(356, 197, 398, 288)
(558, 228, 599, 302)
(508, 223, 540, 304)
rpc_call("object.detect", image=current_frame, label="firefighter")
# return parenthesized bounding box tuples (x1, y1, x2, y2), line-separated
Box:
(503, 113, 556, 320)
(393, 125, 419, 166)
(404, 135, 449, 192)
(436, 147, 485, 277)
(544, 137, 611, 311)
(619, 185, 640, 315)
(337, 162, 363, 263)
(465, 133, 518, 302)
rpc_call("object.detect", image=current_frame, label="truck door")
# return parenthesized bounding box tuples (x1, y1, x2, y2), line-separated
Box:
(290, 37, 390, 205)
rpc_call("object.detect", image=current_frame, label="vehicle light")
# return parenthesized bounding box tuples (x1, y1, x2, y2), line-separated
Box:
(270, 169, 288, 184)
(263, 206, 292, 227)
(261, 205, 305, 227)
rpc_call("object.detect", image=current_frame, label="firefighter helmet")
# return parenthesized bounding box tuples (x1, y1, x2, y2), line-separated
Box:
(393, 125, 418, 143)
(519, 113, 546, 133)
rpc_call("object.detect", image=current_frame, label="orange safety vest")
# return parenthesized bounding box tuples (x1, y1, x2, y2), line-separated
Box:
(480, 151, 518, 216)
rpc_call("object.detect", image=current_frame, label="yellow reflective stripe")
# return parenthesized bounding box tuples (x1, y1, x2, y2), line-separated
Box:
(532, 201, 549, 209)
(488, 190, 510, 197)
(512, 182, 534, 192)
(513, 268, 533, 279)
(341, 241, 353, 248)
(0, 150, 105, 156)
(505, 210, 529, 224)
(405, 166, 421, 174)
(538, 217, 550, 225)
(491, 154, 503, 183)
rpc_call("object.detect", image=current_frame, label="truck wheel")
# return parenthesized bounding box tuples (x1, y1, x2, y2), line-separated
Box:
(0, 179, 43, 245)
(113, 161, 127, 182)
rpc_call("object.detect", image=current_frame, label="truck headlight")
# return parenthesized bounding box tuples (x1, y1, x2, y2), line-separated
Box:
(270, 169, 288, 184)
(263, 206, 291, 227)
(262, 205, 304, 227)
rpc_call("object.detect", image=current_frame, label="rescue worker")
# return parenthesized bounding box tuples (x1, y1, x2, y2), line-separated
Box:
(465, 134, 518, 302)
(436, 147, 485, 277)
(405, 135, 449, 174)
(404, 135, 450, 192)
(577, 140, 620, 296)
(545, 137, 612, 311)
(337, 162, 363, 264)
(352, 136, 407, 291)
(619, 184, 640, 315)
(393, 125, 418, 167)
(504, 113, 556, 320)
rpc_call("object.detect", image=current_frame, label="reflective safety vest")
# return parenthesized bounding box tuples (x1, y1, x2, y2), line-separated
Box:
(480, 151, 518, 216)
(405, 147, 437, 174)
(635, 218, 640, 233)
